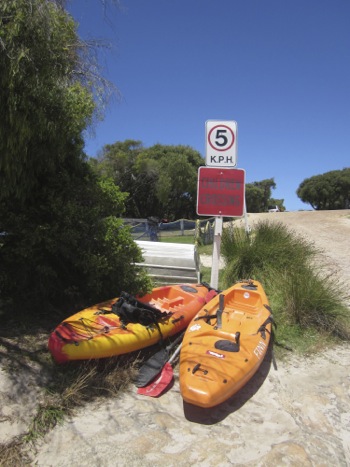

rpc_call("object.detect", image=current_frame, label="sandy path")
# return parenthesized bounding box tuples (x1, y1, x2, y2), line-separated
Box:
(32, 342, 350, 467)
(2, 210, 350, 466)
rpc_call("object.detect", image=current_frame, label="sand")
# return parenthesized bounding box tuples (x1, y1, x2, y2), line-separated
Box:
(1, 210, 350, 466)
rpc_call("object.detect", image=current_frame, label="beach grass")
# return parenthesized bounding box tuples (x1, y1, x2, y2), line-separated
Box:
(221, 220, 350, 354)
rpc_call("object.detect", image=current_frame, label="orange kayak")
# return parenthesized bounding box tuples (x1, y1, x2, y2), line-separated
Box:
(179, 280, 273, 408)
(48, 283, 217, 364)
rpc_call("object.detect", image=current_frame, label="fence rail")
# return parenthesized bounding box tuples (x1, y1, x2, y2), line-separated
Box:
(123, 217, 216, 244)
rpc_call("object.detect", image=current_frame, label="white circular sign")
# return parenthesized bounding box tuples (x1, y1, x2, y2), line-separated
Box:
(208, 124, 235, 152)
(205, 120, 237, 167)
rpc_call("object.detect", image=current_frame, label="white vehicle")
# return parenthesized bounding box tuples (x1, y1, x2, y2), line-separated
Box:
(268, 205, 280, 213)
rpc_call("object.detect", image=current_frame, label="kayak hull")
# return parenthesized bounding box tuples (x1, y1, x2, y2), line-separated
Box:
(48, 283, 217, 364)
(179, 280, 272, 408)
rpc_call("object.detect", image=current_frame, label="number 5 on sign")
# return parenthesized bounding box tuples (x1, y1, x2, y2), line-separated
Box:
(205, 120, 237, 167)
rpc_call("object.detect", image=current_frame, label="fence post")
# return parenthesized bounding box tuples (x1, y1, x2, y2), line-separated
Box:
(180, 219, 184, 236)
(195, 219, 201, 246)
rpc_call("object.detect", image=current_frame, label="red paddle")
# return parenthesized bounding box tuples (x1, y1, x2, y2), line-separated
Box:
(137, 345, 181, 397)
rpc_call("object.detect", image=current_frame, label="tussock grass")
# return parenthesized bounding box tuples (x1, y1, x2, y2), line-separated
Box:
(221, 220, 350, 352)
(222, 221, 318, 280)
(23, 405, 65, 444)
(48, 354, 138, 408)
(0, 438, 31, 467)
(23, 355, 137, 443)
(277, 267, 349, 338)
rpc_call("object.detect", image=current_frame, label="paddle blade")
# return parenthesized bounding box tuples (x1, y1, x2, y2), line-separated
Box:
(135, 348, 169, 388)
(137, 363, 174, 397)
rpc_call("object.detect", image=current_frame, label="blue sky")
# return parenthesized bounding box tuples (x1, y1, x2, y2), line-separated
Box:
(68, 0, 350, 211)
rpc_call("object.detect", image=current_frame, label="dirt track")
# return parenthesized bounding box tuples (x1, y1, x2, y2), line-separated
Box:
(1, 210, 350, 466)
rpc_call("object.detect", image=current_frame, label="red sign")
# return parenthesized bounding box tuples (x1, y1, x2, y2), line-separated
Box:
(197, 167, 245, 217)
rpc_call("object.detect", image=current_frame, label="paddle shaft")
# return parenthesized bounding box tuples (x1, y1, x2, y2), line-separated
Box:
(167, 331, 185, 353)
(168, 343, 182, 365)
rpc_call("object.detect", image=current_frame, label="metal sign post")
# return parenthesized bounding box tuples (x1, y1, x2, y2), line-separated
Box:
(243, 197, 250, 235)
(210, 216, 223, 290)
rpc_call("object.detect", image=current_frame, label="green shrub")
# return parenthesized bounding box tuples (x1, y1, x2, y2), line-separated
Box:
(0, 170, 152, 315)
(221, 221, 350, 343)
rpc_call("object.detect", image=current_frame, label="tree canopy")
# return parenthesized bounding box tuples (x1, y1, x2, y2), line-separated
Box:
(0, 0, 151, 313)
(245, 178, 285, 212)
(92, 141, 204, 220)
(296, 168, 350, 210)
(0, 0, 94, 200)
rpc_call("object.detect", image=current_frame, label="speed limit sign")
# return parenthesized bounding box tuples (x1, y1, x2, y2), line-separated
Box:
(205, 120, 237, 167)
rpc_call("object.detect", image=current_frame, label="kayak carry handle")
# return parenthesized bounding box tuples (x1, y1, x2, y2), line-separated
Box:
(192, 363, 208, 375)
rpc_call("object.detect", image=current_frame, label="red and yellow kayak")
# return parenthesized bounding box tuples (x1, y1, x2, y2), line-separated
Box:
(179, 280, 273, 408)
(48, 283, 217, 364)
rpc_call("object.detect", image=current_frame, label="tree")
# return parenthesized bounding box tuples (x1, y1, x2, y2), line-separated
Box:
(245, 178, 282, 212)
(0, 0, 92, 199)
(0, 1, 151, 313)
(91, 140, 162, 218)
(93, 142, 204, 220)
(296, 168, 350, 210)
(144, 144, 203, 220)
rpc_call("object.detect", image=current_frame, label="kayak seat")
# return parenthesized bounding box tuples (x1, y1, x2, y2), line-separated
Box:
(226, 290, 262, 313)
(166, 296, 185, 310)
(154, 296, 185, 310)
(214, 334, 240, 352)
